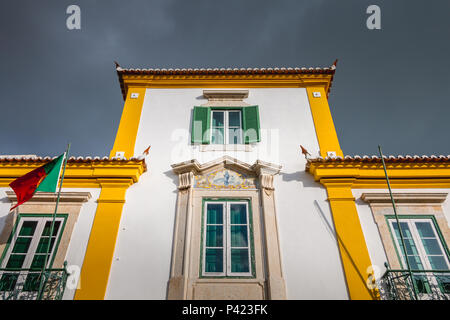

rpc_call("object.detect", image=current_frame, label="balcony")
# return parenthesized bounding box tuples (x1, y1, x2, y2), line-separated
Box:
(379, 267, 450, 300)
(0, 263, 68, 300)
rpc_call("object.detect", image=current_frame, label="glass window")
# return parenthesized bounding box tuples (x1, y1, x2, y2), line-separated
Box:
(390, 219, 449, 271)
(389, 218, 450, 295)
(0, 216, 64, 293)
(210, 110, 242, 145)
(203, 201, 252, 276)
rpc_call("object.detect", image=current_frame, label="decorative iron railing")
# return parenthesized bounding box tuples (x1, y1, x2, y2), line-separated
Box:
(379, 267, 450, 300)
(0, 263, 68, 300)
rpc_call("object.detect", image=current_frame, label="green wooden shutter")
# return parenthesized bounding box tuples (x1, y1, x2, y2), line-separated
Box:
(191, 106, 211, 144)
(242, 106, 260, 144)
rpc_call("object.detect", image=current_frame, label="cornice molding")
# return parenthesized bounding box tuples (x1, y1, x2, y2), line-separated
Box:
(118, 73, 334, 100)
(6, 191, 92, 203)
(171, 156, 281, 177)
(360, 192, 448, 204)
(203, 90, 249, 100)
(0, 161, 147, 188)
(307, 160, 450, 184)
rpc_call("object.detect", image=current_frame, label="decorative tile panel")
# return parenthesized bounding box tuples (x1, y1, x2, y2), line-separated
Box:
(194, 169, 257, 190)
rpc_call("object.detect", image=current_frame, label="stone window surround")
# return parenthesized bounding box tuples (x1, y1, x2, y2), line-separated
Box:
(2, 191, 91, 268)
(360, 192, 450, 269)
(167, 156, 287, 300)
(200, 90, 255, 152)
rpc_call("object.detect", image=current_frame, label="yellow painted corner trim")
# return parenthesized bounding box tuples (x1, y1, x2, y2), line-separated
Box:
(109, 87, 147, 159)
(321, 180, 379, 300)
(306, 87, 343, 158)
(74, 181, 130, 300)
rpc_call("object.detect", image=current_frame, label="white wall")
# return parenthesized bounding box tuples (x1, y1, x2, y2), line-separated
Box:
(106, 88, 348, 299)
(62, 187, 100, 300)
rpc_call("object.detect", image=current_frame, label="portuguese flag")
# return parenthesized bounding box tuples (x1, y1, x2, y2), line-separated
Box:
(9, 154, 65, 210)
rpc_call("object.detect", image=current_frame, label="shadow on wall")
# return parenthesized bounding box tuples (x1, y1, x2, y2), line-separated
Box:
(0, 197, 10, 204)
(0, 198, 15, 248)
(163, 169, 179, 194)
(166, 183, 180, 300)
(280, 170, 319, 188)
(313, 200, 379, 300)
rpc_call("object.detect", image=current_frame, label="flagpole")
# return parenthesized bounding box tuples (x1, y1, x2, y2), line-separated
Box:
(37, 143, 70, 300)
(378, 145, 418, 300)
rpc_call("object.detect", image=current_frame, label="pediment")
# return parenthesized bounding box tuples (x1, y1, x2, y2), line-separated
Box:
(171, 155, 281, 176)
(171, 156, 281, 190)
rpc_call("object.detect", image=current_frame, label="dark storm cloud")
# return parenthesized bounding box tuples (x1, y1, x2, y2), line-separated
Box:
(0, 0, 449, 157)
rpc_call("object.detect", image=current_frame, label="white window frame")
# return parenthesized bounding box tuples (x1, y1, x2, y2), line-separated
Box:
(210, 110, 243, 145)
(388, 218, 450, 271)
(388, 218, 450, 297)
(0, 216, 65, 292)
(202, 201, 252, 277)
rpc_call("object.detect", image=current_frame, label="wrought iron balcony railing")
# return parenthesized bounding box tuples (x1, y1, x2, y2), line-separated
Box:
(0, 263, 68, 300)
(379, 267, 450, 300)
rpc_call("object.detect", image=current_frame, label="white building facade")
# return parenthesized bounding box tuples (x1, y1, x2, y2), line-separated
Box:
(0, 63, 449, 300)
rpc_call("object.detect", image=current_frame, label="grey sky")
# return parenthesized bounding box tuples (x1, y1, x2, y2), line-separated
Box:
(1, 0, 449, 158)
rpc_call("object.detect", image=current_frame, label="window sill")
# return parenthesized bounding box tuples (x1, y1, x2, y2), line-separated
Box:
(199, 144, 254, 152)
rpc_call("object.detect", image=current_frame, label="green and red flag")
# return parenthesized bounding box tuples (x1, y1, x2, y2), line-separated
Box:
(9, 154, 65, 210)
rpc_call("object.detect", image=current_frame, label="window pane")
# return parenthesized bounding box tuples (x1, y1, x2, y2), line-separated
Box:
(230, 204, 247, 224)
(19, 221, 37, 236)
(393, 222, 413, 239)
(421, 238, 444, 255)
(42, 221, 61, 237)
(406, 255, 424, 270)
(415, 222, 435, 238)
(11, 237, 32, 254)
(30, 254, 48, 269)
(35, 238, 57, 254)
(228, 128, 242, 144)
(212, 112, 224, 127)
(207, 204, 223, 224)
(428, 256, 448, 270)
(205, 249, 223, 273)
(231, 249, 249, 273)
(228, 112, 241, 127)
(413, 276, 430, 294)
(231, 226, 248, 247)
(211, 128, 224, 144)
(23, 273, 41, 292)
(6, 254, 26, 269)
(404, 239, 420, 256)
(0, 273, 19, 291)
(206, 226, 223, 247)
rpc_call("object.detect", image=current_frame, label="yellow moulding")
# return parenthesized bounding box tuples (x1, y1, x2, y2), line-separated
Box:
(109, 87, 147, 159)
(119, 73, 334, 91)
(74, 179, 131, 300)
(322, 179, 379, 300)
(0, 160, 146, 186)
(307, 161, 450, 184)
(353, 179, 450, 189)
(306, 87, 343, 158)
